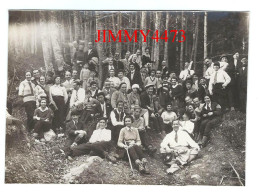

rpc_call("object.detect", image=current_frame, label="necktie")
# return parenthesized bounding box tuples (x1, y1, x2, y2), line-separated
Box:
(214, 71, 218, 84)
(175, 131, 178, 143)
(28, 81, 34, 95)
(75, 90, 79, 102)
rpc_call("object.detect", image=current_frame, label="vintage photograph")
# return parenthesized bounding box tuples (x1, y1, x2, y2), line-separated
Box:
(5, 10, 248, 185)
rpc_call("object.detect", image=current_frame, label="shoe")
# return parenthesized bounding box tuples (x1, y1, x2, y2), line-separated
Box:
(147, 145, 157, 155)
(142, 158, 150, 174)
(135, 159, 145, 174)
(201, 136, 208, 148)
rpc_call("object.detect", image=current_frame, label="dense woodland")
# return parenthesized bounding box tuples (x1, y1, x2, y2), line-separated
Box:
(8, 10, 249, 81)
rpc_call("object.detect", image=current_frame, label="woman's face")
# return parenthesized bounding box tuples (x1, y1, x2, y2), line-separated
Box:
(55, 77, 61, 84)
(171, 79, 176, 85)
(25, 72, 31, 81)
(145, 49, 149, 54)
(204, 96, 211, 104)
(188, 105, 194, 112)
(166, 105, 172, 111)
(182, 114, 189, 121)
(125, 118, 132, 127)
(39, 76, 45, 85)
(132, 88, 138, 93)
(120, 84, 127, 93)
(98, 120, 106, 129)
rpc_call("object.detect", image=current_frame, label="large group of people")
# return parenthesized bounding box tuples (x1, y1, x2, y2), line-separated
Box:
(16, 40, 248, 175)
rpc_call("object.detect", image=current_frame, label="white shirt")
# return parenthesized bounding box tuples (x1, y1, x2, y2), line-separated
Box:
(100, 102, 107, 118)
(89, 128, 111, 143)
(160, 129, 199, 153)
(208, 70, 231, 94)
(179, 69, 194, 81)
(70, 88, 85, 108)
(18, 80, 36, 102)
(108, 76, 121, 88)
(180, 120, 194, 135)
(49, 84, 68, 103)
(161, 111, 177, 124)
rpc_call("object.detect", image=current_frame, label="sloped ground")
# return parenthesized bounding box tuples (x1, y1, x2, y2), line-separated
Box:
(5, 106, 246, 185)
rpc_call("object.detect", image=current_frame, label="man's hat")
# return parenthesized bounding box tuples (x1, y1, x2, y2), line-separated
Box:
(220, 54, 228, 60)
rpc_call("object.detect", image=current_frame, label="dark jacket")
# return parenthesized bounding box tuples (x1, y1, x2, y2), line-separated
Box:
(201, 102, 222, 119)
(84, 48, 99, 63)
(127, 71, 144, 89)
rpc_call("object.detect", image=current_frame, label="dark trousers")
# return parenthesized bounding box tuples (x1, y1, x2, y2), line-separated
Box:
(139, 130, 152, 148)
(226, 85, 234, 108)
(200, 117, 221, 137)
(63, 135, 87, 156)
(127, 145, 146, 162)
(239, 88, 247, 112)
(111, 125, 124, 143)
(34, 120, 51, 139)
(212, 83, 227, 110)
(71, 141, 113, 157)
(52, 96, 65, 130)
(162, 122, 173, 134)
(24, 101, 36, 131)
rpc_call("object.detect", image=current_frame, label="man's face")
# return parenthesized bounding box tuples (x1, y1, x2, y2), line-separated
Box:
(117, 102, 124, 111)
(182, 114, 189, 121)
(145, 49, 149, 54)
(55, 77, 61, 84)
(193, 75, 198, 81)
(132, 56, 137, 62)
(114, 53, 119, 60)
(125, 52, 130, 58)
(147, 87, 153, 94)
(72, 71, 78, 78)
(73, 82, 79, 89)
(186, 83, 192, 90)
(129, 65, 135, 71)
(72, 115, 79, 122)
(136, 50, 141, 56)
(185, 97, 192, 104)
(98, 120, 106, 129)
(124, 118, 132, 127)
(151, 71, 155, 77)
(173, 121, 180, 131)
(156, 71, 162, 78)
(65, 72, 71, 80)
(97, 95, 105, 103)
(109, 70, 115, 77)
(171, 78, 176, 85)
(193, 98, 200, 107)
(88, 42, 93, 49)
(91, 84, 97, 90)
(241, 58, 247, 66)
(79, 45, 84, 51)
(118, 72, 123, 78)
(188, 105, 194, 112)
(221, 57, 228, 63)
(104, 81, 110, 89)
(25, 72, 32, 81)
(204, 59, 211, 66)
(40, 100, 47, 108)
(200, 78, 206, 85)
(33, 70, 40, 79)
(213, 65, 220, 71)
(204, 96, 211, 104)
(134, 109, 141, 118)
(108, 59, 113, 66)
(120, 84, 127, 93)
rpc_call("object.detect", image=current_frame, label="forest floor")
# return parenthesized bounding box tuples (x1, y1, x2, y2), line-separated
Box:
(5, 104, 246, 185)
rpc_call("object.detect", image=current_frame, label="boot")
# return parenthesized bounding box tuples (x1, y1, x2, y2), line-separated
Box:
(135, 159, 145, 174)
(201, 136, 208, 148)
(142, 158, 150, 174)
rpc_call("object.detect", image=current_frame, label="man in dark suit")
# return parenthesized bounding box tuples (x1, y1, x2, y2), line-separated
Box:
(237, 58, 248, 112)
(113, 52, 124, 71)
(102, 58, 118, 86)
(84, 42, 99, 71)
(96, 92, 113, 119)
(197, 77, 209, 103)
(127, 64, 144, 90)
(63, 110, 86, 157)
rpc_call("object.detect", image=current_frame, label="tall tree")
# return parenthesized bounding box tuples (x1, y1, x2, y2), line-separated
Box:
(141, 11, 147, 55)
(153, 12, 161, 70)
(95, 11, 105, 88)
(164, 12, 169, 66)
(39, 11, 54, 72)
(193, 14, 199, 71)
(73, 11, 80, 41)
(116, 12, 122, 55)
(133, 13, 138, 53)
(204, 12, 208, 59)
(49, 11, 65, 71)
(180, 12, 184, 70)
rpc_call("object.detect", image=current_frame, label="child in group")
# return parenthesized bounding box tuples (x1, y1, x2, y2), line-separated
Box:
(80, 63, 91, 91)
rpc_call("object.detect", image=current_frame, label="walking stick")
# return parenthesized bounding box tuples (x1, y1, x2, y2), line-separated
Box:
(124, 141, 137, 178)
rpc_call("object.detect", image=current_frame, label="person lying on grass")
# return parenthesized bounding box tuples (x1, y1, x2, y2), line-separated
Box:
(117, 115, 150, 175)
(160, 120, 200, 175)
(69, 117, 117, 163)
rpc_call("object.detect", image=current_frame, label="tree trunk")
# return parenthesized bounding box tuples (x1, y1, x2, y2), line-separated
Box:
(204, 12, 208, 59)
(39, 11, 54, 72)
(95, 11, 105, 88)
(68, 11, 73, 42)
(180, 12, 184, 70)
(193, 15, 199, 71)
(164, 12, 169, 66)
(153, 12, 161, 70)
(116, 12, 122, 55)
(49, 11, 65, 71)
(73, 11, 80, 41)
(141, 11, 147, 54)
(133, 13, 138, 52)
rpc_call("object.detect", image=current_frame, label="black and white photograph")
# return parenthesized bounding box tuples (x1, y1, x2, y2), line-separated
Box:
(5, 9, 249, 185)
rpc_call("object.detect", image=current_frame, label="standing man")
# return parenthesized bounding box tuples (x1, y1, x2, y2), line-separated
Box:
(84, 42, 99, 71)
(237, 58, 248, 112)
(127, 64, 143, 90)
(121, 51, 131, 74)
(113, 52, 124, 71)
(73, 43, 85, 73)
(208, 62, 231, 111)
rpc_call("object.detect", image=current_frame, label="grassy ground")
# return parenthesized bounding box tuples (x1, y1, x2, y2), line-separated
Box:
(5, 103, 246, 185)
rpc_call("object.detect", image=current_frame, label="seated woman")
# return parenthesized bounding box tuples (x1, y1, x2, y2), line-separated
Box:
(33, 98, 54, 142)
(199, 95, 222, 147)
(70, 118, 116, 162)
(161, 103, 177, 134)
(117, 115, 150, 174)
(180, 112, 195, 137)
(160, 120, 199, 175)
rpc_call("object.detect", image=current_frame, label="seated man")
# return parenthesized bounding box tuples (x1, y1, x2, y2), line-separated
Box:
(63, 110, 87, 156)
(70, 118, 116, 162)
(199, 95, 222, 147)
(160, 120, 199, 175)
(132, 105, 157, 154)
